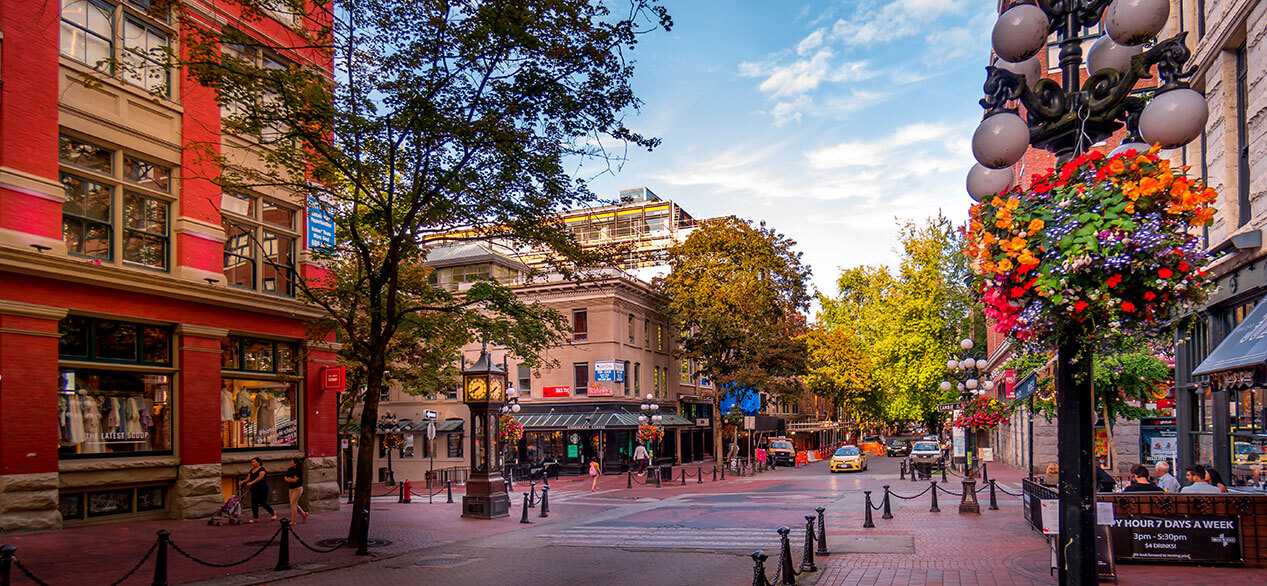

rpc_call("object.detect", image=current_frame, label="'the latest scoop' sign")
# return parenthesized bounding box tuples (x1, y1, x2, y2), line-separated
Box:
(1108, 515, 1242, 564)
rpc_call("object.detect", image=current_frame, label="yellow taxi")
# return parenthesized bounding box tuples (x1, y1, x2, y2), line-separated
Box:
(829, 445, 868, 473)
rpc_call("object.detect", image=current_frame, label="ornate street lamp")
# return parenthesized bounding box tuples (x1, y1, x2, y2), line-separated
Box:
(499, 384, 522, 482)
(971, 0, 1207, 581)
(638, 394, 663, 472)
(461, 345, 510, 519)
(377, 411, 402, 487)
(941, 338, 996, 514)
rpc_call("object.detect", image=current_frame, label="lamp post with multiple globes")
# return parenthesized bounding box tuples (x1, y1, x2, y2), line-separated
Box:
(940, 338, 995, 514)
(969, 0, 1208, 580)
(638, 394, 662, 478)
(499, 384, 521, 483)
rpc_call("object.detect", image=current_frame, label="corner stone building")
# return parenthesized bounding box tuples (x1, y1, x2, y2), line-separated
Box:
(0, 0, 340, 530)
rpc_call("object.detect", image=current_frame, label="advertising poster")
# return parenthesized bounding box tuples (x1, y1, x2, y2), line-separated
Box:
(588, 382, 613, 396)
(952, 427, 966, 457)
(543, 385, 571, 398)
(1108, 515, 1243, 564)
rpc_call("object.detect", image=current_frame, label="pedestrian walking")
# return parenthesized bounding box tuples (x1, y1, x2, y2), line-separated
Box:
(286, 457, 308, 523)
(633, 443, 649, 475)
(240, 457, 276, 522)
(589, 460, 601, 491)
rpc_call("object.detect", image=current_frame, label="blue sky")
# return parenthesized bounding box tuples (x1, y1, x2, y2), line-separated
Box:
(584, 0, 998, 298)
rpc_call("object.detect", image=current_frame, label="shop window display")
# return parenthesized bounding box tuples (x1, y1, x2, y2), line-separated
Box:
(58, 369, 172, 457)
(221, 379, 297, 449)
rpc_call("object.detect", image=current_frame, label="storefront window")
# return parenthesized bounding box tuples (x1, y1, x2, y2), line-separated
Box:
(221, 336, 297, 374)
(220, 379, 298, 449)
(58, 369, 172, 457)
(447, 433, 463, 458)
(59, 316, 170, 366)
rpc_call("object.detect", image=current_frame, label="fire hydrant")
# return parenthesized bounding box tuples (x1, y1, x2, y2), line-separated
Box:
(401, 479, 412, 503)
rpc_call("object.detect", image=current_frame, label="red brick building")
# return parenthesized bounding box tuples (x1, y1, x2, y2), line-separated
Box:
(0, 0, 339, 530)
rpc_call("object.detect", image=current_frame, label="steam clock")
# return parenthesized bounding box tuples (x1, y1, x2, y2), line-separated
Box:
(461, 345, 510, 518)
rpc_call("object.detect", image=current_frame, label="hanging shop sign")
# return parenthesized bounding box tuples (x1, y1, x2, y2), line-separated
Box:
(542, 386, 571, 398)
(588, 382, 613, 396)
(1013, 373, 1039, 402)
(320, 366, 346, 391)
(1108, 516, 1243, 564)
(307, 196, 336, 250)
(594, 360, 625, 382)
(695, 418, 711, 428)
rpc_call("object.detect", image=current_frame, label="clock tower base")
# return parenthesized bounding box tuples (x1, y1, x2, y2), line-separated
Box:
(462, 491, 510, 519)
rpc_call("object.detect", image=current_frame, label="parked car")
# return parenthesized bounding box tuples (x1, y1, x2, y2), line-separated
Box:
(908, 440, 943, 475)
(859, 436, 886, 456)
(829, 445, 868, 473)
(768, 438, 797, 467)
(886, 439, 911, 458)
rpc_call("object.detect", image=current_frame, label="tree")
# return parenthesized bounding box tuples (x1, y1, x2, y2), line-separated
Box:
(178, 0, 672, 547)
(803, 325, 881, 425)
(659, 217, 811, 460)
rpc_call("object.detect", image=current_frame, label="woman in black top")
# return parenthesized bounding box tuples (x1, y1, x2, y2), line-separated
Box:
(239, 457, 276, 522)
(1122, 464, 1162, 492)
(285, 457, 307, 523)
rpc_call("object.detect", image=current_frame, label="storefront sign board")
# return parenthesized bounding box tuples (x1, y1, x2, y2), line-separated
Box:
(321, 366, 346, 391)
(307, 198, 336, 250)
(695, 418, 710, 427)
(594, 360, 624, 382)
(543, 386, 571, 398)
(952, 427, 965, 457)
(1109, 515, 1243, 564)
(588, 382, 613, 396)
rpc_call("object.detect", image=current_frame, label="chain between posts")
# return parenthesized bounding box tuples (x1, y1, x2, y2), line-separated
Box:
(169, 527, 282, 567)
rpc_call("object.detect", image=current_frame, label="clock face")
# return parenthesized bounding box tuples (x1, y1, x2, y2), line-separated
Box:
(465, 377, 487, 401)
(489, 377, 504, 402)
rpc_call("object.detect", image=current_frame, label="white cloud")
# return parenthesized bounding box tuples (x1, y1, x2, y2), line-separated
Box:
(796, 29, 825, 55)
(830, 0, 967, 46)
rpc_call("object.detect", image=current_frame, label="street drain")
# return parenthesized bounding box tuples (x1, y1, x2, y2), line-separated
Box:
(415, 557, 470, 567)
(314, 538, 393, 549)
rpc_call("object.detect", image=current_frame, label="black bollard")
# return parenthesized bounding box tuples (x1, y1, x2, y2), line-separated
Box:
(881, 485, 893, 520)
(713, 466, 718, 482)
(929, 481, 940, 513)
(721, 462, 726, 480)
(275, 518, 292, 571)
(2, 545, 16, 586)
(398, 481, 405, 503)
(520, 492, 531, 524)
(941, 462, 947, 483)
(539, 487, 550, 518)
(446, 480, 454, 504)
(815, 506, 829, 557)
(989, 479, 999, 511)
(801, 514, 817, 572)
(529, 481, 537, 508)
(544, 473, 550, 490)
(863, 490, 875, 528)
(777, 526, 795, 585)
(627, 470, 633, 489)
(982, 462, 989, 483)
(899, 459, 906, 480)
(347, 481, 354, 505)
(357, 509, 371, 556)
(507, 468, 515, 491)
(154, 529, 171, 586)
(682, 469, 687, 486)
(698, 466, 703, 484)
(911, 462, 918, 483)
(655, 468, 662, 488)
(750, 550, 769, 586)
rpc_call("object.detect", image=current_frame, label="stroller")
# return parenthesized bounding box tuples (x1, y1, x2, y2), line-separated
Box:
(208, 489, 245, 526)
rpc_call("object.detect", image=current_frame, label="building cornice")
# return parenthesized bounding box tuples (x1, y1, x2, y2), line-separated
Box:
(175, 323, 231, 339)
(0, 246, 326, 320)
(0, 300, 71, 321)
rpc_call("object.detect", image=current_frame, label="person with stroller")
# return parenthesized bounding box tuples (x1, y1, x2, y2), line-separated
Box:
(240, 457, 277, 522)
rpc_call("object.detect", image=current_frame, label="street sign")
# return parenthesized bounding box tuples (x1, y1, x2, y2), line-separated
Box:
(936, 402, 959, 413)
(742, 415, 756, 430)
(594, 360, 625, 382)
(426, 421, 436, 441)
(423, 409, 438, 420)
(1014, 373, 1039, 402)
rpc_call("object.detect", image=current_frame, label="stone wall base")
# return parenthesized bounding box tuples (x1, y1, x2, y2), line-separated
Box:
(171, 463, 224, 519)
(0, 472, 61, 532)
(303, 456, 340, 513)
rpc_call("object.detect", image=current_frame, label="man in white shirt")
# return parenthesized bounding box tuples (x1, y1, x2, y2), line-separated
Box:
(633, 444, 649, 475)
(1179, 465, 1223, 494)
(1154, 461, 1182, 493)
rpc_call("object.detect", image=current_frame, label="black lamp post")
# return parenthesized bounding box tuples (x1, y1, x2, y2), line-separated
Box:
(499, 384, 521, 482)
(377, 411, 401, 487)
(941, 338, 995, 514)
(972, 1, 1208, 582)
(461, 345, 511, 519)
(638, 394, 663, 472)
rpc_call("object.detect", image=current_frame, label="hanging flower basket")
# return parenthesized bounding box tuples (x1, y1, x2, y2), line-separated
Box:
(637, 423, 664, 444)
(953, 396, 1011, 430)
(499, 414, 523, 444)
(967, 146, 1217, 348)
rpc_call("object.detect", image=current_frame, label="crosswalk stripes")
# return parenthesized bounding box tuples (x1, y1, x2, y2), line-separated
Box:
(539, 525, 805, 551)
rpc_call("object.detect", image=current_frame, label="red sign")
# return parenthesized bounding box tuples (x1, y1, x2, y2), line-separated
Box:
(1004, 368, 1017, 401)
(543, 385, 571, 398)
(1156, 398, 1175, 409)
(321, 366, 346, 391)
(588, 382, 612, 396)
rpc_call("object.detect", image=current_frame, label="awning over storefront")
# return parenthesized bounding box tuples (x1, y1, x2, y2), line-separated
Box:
(517, 409, 696, 430)
(383, 418, 463, 433)
(1193, 300, 1267, 375)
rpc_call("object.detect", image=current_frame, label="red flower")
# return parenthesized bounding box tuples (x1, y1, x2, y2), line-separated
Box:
(1010, 286, 1026, 298)
(1088, 150, 1105, 161)
(1033, 182, 1051, 194)
(1122, 302, 1136, 312)
(1178, 261, 1190, 272)
(1158, 268, 1173, 279)
(1074, 301, 1089, 313)
(1144, 292, 1156, 301)
(1106, 274, 1122, 288)
(1124, 149, 1138, 158)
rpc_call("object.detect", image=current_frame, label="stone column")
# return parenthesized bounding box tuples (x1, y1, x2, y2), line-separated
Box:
(0, 300, 67, 531)
(169, 324, 228, 519)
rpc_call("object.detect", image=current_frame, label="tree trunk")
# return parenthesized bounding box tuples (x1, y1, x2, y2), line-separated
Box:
(347, 351, 387, 547)
(712, 395, 723, 462)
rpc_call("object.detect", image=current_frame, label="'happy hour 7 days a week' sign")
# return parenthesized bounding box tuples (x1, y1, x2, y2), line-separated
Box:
(1108, 515, 1243, 565)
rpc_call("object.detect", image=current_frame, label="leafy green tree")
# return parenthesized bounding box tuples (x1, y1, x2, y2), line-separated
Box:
(804, 325, 882, 425)
(659, 217, 811, 459)
(180, 0, 671, 546)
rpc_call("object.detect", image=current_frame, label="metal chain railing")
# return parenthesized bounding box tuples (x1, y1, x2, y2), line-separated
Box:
(935, 483, 964, 497)
(168, 527, 281, 568)
(887, 484, 933, 500)
(996, 483, 1023, 497)
(290, 529, 346, 554)
(105, 542, 157, 586)
(12, 557, 52, 586)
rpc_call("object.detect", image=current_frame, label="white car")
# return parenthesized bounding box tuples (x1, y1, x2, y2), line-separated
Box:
(908, 440, 943, 474)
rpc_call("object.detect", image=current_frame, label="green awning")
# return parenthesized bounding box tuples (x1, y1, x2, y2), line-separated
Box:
(516, 409, 697, 430)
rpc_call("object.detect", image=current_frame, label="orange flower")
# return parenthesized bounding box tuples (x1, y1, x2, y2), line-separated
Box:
(1005, 198, 1020, 211)
(1027, 218, 1045, 232)
(1191, 207, 1215, 226)
(996, 258, 1014, 273)
(1122, 182, 1141, 200)
(1107, 159, 1126, 175)
(1018, 250, 1039, 266)
(981, 232, 997, 247)
(982, 261, 997, 273)
(1124, 202, 1136, 214)
(1138, 176, 1162, 196)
